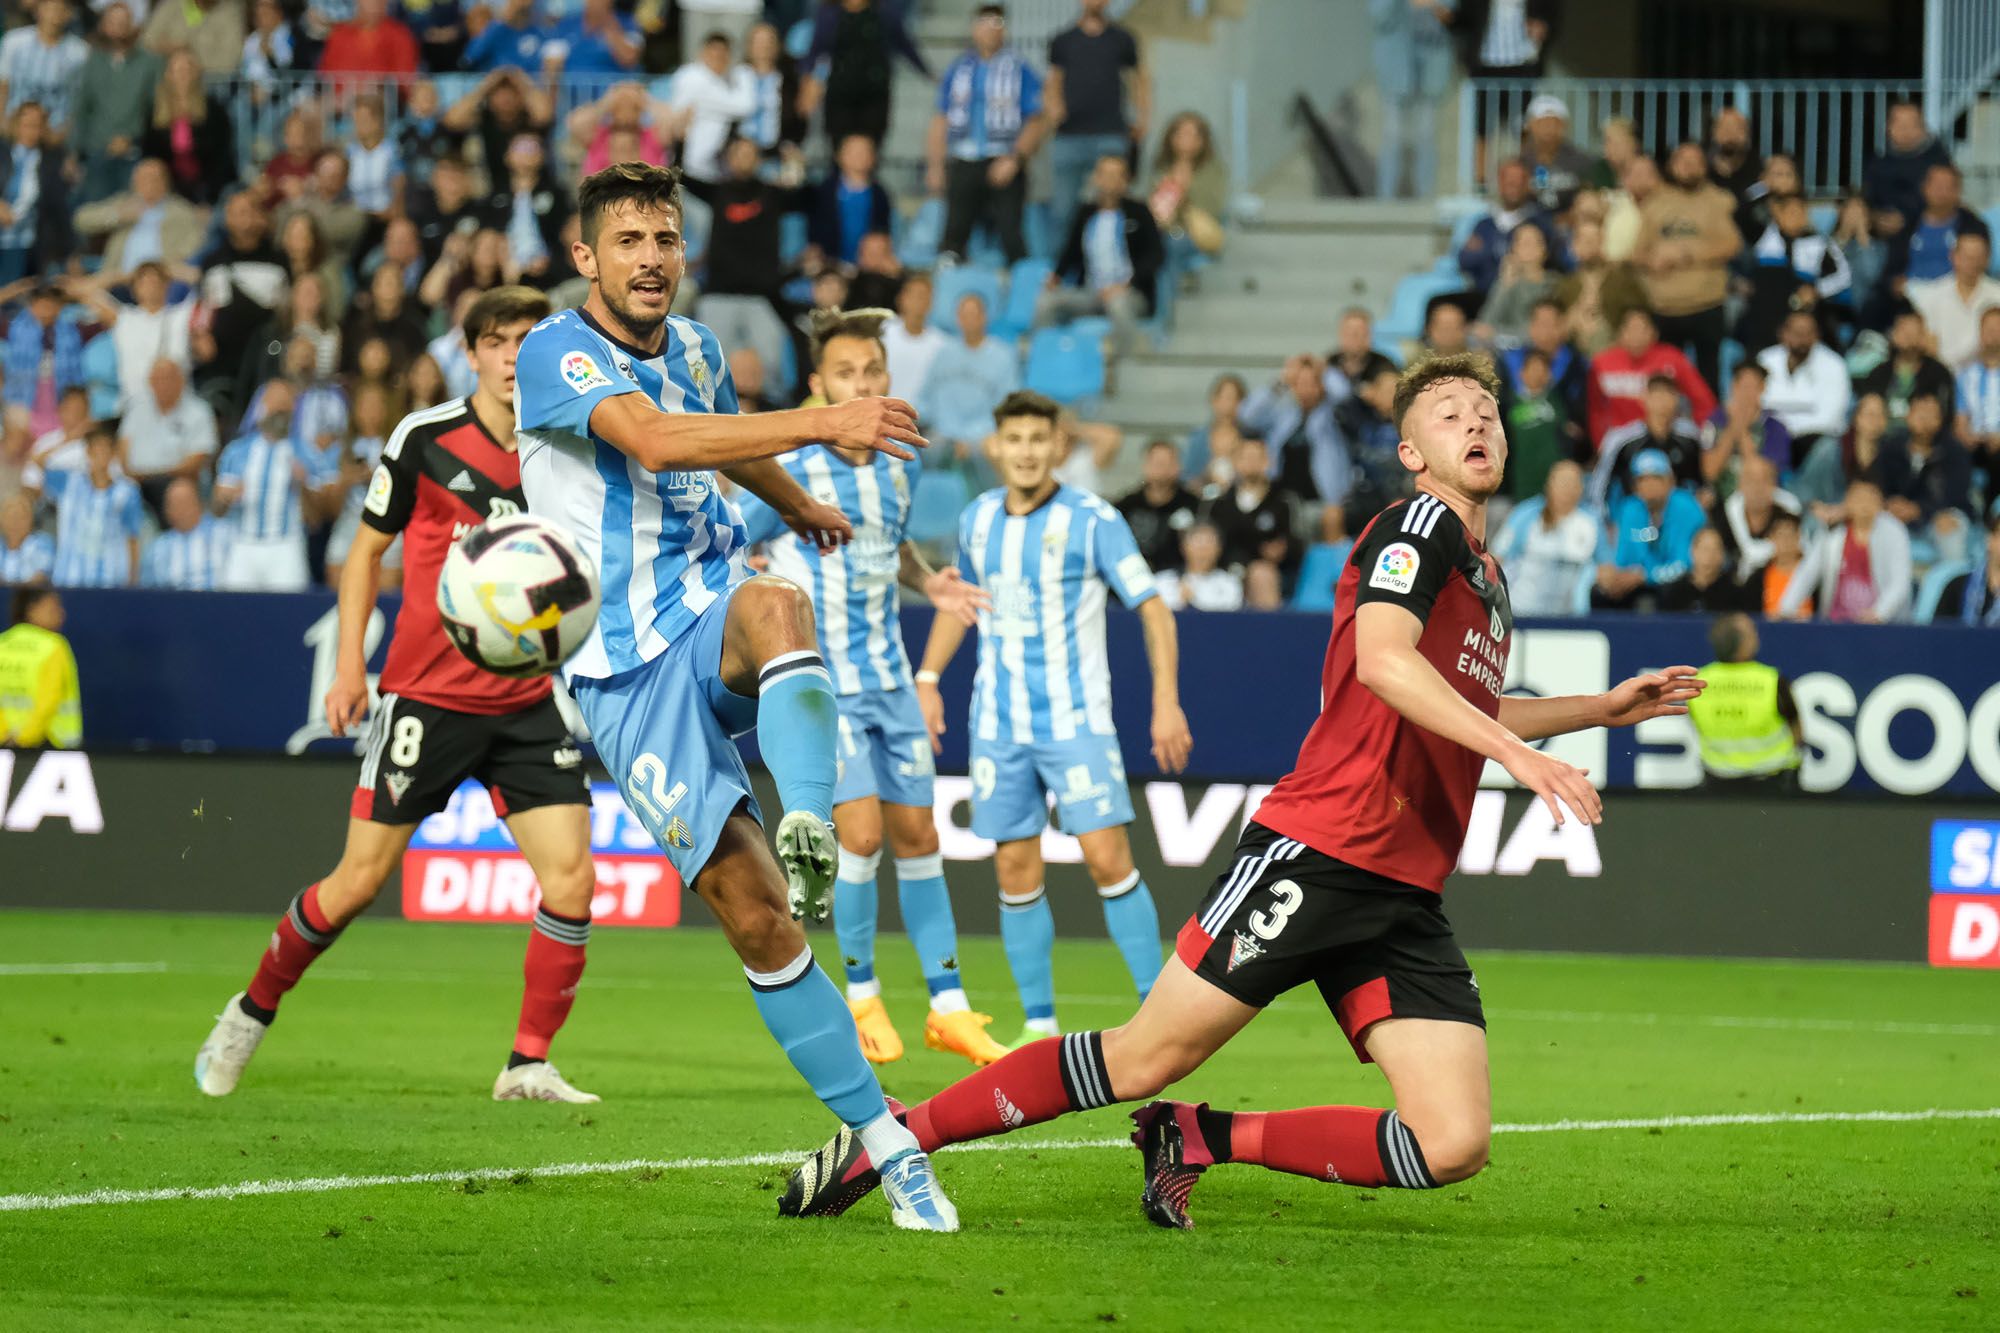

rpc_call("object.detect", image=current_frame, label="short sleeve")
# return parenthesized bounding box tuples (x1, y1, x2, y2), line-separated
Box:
(1350, 501, 1458, 624)
(214, 441, 245, 488)
(1121, 30, 1139, 68)
(1090, 504, 1157, 608)
(514, 320, 642, 438)
(361, 415, 424, 535)
(1018, 63, 1043, 118)
(955, 505, 977, 580)
(935, 60, 955, 112)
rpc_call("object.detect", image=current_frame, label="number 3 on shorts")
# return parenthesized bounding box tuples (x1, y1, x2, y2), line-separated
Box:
(1248, 878, 1302, 941)
(389, 715, 424, 768)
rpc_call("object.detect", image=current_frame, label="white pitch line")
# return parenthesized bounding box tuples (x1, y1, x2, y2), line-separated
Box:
(1490, 1008, 2000, 1039)
(0, 962, 168, 977)
(4, 1106, 1996, 1215)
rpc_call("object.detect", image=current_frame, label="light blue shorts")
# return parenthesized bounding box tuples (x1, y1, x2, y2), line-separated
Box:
(968, 731, 1133, 843)
(834, 687, 936, 809)
(570, 582, 761, 886)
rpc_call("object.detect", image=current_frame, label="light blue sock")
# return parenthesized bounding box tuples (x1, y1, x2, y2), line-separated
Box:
(745, 946, 885, 1128)
(834, 847, 880, 991)
(1099, 871, 1164, 1000)
(998, 886, 1057, 1022)
(756, 651, 837, 821)
(894, 853, 964, 1000)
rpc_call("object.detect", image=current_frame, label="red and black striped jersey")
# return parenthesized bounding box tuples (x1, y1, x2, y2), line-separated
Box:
(360, 397, 552, 715)
(1252, 494, 1513, 894)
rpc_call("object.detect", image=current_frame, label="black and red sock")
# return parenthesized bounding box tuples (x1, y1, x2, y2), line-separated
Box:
(1193, 1105, 1437, 1188)
(509, 906, 589, 1065)
(242, 884, 342, 1023)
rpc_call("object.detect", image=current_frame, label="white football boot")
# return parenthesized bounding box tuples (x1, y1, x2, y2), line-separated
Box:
(775, 810, 838, 922)
(492, 1061, 601, 1103)
(194, 992, 269, 1097)
(879, 1150, 960, 1233)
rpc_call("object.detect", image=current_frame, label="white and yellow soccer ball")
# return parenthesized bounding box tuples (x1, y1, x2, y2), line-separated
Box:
(438, 514, 601, 678)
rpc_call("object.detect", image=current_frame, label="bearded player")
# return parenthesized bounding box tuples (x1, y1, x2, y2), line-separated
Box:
(735, 308, 1011, 1069)
(195, 286, 607, 1105)
(779, 353, 1704, 1227)
(514, 163, 956, 1231)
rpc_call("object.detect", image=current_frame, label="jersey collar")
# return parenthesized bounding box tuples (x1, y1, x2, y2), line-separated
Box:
(579, 306, 669, 364)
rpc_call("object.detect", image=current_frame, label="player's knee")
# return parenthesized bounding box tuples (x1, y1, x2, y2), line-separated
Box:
(537, 861, 597, 917)
(1101, 1027, 1193, 1101)
(738, 575, 816, 643)
(316, 863, 387, 923)
(722, 891, 805, 971)
(838, 827, 883, 860)
(1413, 1123, 1490, 1184)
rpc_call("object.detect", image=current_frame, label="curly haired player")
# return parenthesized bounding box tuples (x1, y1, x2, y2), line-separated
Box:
(778, 353, 1705, 1228)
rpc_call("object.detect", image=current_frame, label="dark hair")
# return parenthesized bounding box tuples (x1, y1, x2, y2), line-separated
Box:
(1733, 361, 1768, 383)
(808, 306, 891, 368)
(577, 161, 684, 247)
(976, 3, 1006, 18)
(10, 585, 56, 627)
(1210, 372, 1247, 398)
(992, 389, 1060, 429)
(1768, 508, 1802, 532)
(1620, 305, 1656, 328)
(1521, 347, 1552, 370)
(1392, 353, 1502, 432)
(58, 383, 88, 403)
(1645, 373, 1680, 394)
(702, 28, 730, 46)
(1529, 296, 1564, 318)
(1144, 436, 1179, 457)
(461, 284, 552, 347)
(1708, 611, 1755, 662)
(85, 422, 116, 448)
(1154, 111, 1213, 171)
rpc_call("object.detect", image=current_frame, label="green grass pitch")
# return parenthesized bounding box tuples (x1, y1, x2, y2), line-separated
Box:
(3, 908, 1997, 1330)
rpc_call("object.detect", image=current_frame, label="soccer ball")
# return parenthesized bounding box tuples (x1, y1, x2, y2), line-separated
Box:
(438, 514, 600, 678)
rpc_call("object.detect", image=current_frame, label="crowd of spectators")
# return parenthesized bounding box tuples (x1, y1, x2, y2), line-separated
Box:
(0, 0, 1244, 598)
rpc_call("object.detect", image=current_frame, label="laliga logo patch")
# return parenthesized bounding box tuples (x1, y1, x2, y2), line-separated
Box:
(561, 350, 612, 394)
(1370, 542, 1420, 594)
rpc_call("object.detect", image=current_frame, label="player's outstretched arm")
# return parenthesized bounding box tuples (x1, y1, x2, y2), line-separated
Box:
(913, 613, 971, 754)
(898, 542, 991, 625)
(1136, 597, 1191, 773)
(588, 393, 926, 474)
(1354, 602, 1603, 826)
(325, 525, 396, 738)
(1498, 666, 1706, 742)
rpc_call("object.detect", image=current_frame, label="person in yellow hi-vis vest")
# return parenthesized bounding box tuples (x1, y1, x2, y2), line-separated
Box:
(1686, 611, 1802, 793)
(0, 587, 81, 749)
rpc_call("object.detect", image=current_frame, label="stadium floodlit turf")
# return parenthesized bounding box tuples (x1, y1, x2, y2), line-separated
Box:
(3, 910, 1996, 1330)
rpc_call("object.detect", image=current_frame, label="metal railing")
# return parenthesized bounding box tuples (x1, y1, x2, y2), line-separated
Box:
(1924, 0, 2000, 139)
(1457, 78, 1995, 198)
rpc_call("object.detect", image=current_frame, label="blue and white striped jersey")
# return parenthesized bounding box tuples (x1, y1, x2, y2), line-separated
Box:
(0, 531, 53, 582)
(957, 485, 1158, 743)
(1959, 361, 2000, 436)
(516, 308, 750, 681)
(216, 432, 322, 543)
(737, 445, 920, 696)
(47, 471, 142, 587)
(142, 516, 233, 590)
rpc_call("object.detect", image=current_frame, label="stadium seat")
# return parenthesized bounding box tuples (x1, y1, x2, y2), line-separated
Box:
(1376, 271, 1461, 344)
(81, 331, 119, 421)
(901, 198, 944, 269)
(779, 212, 808, 265)
(991, 258, 1051, 339)
(1291, 540, 1352, 613)
(930, 265, 1005, 335)
(1023, 327, 1105, 406)
(1808, 203, 1837, 237)
(1914, 561, 1973, 623)
(1024, 201, 1057, 261)
(906, 468, 969, 545)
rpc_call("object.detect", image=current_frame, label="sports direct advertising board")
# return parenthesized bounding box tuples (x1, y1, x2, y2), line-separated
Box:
(1928, 820, 2000, 968)
(401, 780, 681, 927)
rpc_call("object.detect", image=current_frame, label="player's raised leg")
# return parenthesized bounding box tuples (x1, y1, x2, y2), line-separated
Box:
(720, 576, 842, 920)
(494, 801, 601, 1103)
(1074, 825, 1164, 1002)
(830, 793, 902, 1063)
(881, 800, 1010, 1067)
(195, 816, 411, 1096)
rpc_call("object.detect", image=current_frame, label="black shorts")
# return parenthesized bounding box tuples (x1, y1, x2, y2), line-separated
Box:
(1174, 822, 1485, 1064)
(350, 693, 589, 826)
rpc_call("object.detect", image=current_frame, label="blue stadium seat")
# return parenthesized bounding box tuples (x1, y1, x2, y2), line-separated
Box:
(930, 265, 1005, 335)
(1914, 560, 1971, 623)
(1064, 314, 1114, 344)
(779, 212, 808, 264)
(1023, 327, 1105, 405)
(1446, 210, 1480, 256)
(906, 469, 969, 545)
(81, 331, 119, 421)
(1808, 203, 1837, 237)
(1290, 540, 1352, 613)
(1024, 201, 1057, 261)
(1376, 271, 1461, 344)
(901, 198, 944, 269)
(993, 257, 1052, 339)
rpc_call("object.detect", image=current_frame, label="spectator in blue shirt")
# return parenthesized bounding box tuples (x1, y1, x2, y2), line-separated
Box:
(927, 3, 1048, 266)
(1456, 157, 1562, 296)
(919, 290, 1019, 477)
(805, 132, 893, 268)
(215, 380, 320, 592)
(460, 0, 552, 73)
(1595, 447, 1708, 609)
(546, 0, 638, 80)
(47, 425, 143, 588)
(1884, 162, 1990, 286)
(141, 476, 232, 590)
